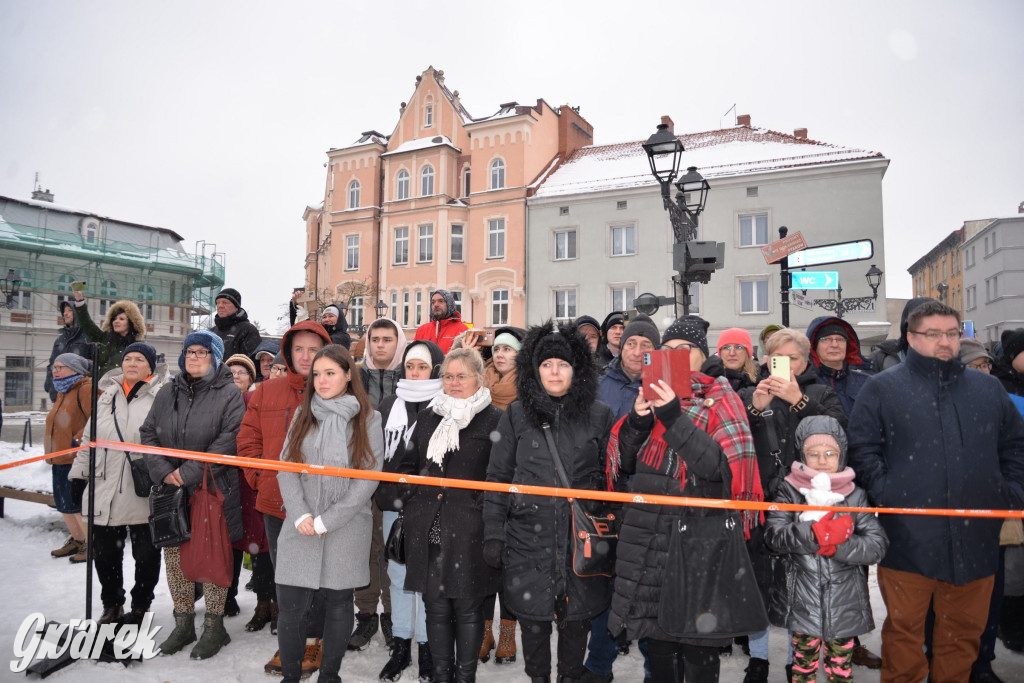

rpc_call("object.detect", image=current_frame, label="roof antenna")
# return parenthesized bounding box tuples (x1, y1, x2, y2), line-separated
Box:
(721, 103, 737, 129)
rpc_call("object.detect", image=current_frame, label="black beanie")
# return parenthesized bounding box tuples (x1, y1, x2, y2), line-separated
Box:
(123, 342, 157, 373)
(816, 322, 849, 342)
(621, 314, 660, 349)
(216, 288, 242, 309)
(662, 315, 710, 357)
(534, 326, 576, 366)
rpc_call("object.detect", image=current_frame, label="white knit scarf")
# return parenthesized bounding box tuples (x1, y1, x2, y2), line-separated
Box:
(383, 378, 443, 462)
(425, 386, 491, 467)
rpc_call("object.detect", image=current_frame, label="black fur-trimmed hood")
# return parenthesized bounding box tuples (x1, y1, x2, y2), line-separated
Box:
(515, 320, 598, 426)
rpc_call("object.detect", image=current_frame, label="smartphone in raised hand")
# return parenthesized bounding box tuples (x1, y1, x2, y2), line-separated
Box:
(71, 280, 87, 291)
(769, 355, 790, 380)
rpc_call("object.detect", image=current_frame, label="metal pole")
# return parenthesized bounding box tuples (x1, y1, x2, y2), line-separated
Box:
(85, 342, 100, 621)
(779, 226, 791, 327)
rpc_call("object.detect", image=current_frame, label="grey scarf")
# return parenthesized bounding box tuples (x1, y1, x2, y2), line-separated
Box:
(302, 393, 360, 513)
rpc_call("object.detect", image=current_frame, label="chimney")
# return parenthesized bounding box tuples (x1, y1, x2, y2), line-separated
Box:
(736, 114, 751, 127)
(660, 115, 674, 134)
(794, 128, 808, 139)
(1018, 200, 1024, 214)
(32, 187, 54, 203)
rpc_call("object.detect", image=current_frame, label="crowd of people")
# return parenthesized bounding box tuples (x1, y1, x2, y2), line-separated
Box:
(37, 284, 1024, 683)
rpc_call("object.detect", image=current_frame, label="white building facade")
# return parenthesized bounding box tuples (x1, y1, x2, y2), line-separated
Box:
(527, 118, 890, 353)
(962, 215, 1024, 345)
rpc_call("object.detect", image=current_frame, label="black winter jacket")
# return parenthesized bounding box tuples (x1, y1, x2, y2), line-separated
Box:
(848, 349, 1024, 584)
(141, 363, 247, 543)
(360, 366, 401, 410)
(607, 410, 733, 645)
(765, 483, 888, 640)
(738, 364, 848, 499)
(212, 308, 262, 359)
(399, 406, 504, 599)
(45, 308, 94, 401)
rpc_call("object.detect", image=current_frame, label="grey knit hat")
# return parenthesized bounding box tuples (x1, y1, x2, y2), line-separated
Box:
(958, 338, 992, 366)
(55, 353, 92, 377)
(621, 314, 660, 349)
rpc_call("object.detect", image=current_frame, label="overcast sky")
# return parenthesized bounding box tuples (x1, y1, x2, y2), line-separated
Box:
(2, 0, 1021, 333)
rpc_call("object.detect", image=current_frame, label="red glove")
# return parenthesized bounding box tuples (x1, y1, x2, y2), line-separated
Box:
(812, 512, 854, 550)
(817, 544, 837, 557)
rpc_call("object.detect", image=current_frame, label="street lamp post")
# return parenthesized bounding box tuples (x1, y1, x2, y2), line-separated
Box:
(0, 268, 23, 308)
(374, 299, 387, 319)
(642, 123, 716, 316)
(810, 264, 884, 319)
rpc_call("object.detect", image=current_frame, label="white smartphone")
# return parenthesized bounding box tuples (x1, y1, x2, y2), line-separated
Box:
(769, 355, 791, 380)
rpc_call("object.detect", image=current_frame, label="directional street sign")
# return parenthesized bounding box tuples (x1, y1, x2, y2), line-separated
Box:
(791, 271, 839, 290)
(789, 292, 813, 309)
(761, 231, 807, 264)
(789, 239, 873, 267)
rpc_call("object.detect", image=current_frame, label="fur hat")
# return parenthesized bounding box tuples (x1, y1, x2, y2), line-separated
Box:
(516, 320, 598, 425)
(226, 353, 257, 383)
(101, 300, 145, 340)
(622, 314, 660, 349)
(55, 353, 92, 377)
(717, 328, 753, 357)
(215, 288, 242, 309)
(122, 342, 157, 374)
(180, 330, 225, 372)
(662, 315, 709, 357)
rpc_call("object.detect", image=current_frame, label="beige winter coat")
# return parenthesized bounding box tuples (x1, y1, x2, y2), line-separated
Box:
(69, 364, 170, 526)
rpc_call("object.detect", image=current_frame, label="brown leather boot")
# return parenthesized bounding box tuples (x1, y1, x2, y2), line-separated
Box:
(245, 601, 273, 632)
(301, 639, 323, 677)
(852, 644, 882, 669)
(495, 618, 517, 664)
(264, 649, 283, 674)
(69, 540, 88, 564)
(478, 619, 495, 662)
(51, 537, 79, 558)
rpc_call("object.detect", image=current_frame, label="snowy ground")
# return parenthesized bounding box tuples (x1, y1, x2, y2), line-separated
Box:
(2, 441, 1022, 682)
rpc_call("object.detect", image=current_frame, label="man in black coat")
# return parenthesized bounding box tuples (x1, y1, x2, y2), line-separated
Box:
(210, 287, 262, 359)
(45, 301, 93, 401)
(848, 300, 1024, 682)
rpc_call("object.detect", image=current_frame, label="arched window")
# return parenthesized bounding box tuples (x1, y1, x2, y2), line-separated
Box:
(348, 180, 360, 209)
(421, 165, 434, 196)
(100, 279, 118, 315)
(490, 159, 505, 190)
(396, 170, 410, 200)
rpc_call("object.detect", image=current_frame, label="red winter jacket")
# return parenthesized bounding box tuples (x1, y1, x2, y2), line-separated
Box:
(414, 311, 468, 354)
(239, 320, 331, 519)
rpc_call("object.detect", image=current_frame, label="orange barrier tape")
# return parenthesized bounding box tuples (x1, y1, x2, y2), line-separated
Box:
(0, 446, 85, 470)
(3, 440, 1022, 519)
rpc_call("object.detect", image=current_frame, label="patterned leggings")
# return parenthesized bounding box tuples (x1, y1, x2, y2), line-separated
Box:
(790, 631, 854, 683)
(163, 545, 227, 615)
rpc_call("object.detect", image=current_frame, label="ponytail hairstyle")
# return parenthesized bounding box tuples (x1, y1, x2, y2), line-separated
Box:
(283, 344, 376, 470)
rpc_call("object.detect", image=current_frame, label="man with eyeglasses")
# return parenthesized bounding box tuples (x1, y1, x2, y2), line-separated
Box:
(806, 316, 875, 416)
(597, 314, 660, 419)
(848, 299, 1024, 682)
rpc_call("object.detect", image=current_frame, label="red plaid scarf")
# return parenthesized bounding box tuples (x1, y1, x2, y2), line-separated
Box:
(607, 373, 764, 536)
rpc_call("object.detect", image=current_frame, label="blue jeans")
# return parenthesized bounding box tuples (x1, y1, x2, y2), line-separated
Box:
(384, 510, 428, 642)
(584, 604, 618, 675)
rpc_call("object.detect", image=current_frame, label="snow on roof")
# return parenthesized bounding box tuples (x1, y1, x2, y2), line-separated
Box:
(0, 194, 186, 241)
(533, 126, 884, 198)
(382, 135, 460, 156)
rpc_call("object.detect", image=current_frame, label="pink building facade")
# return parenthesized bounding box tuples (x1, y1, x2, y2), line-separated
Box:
(302, 66, 592, 331)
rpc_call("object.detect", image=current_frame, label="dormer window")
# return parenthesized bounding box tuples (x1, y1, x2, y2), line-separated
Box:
(424, 103, 434, 127)
(82, 218, 100, 243)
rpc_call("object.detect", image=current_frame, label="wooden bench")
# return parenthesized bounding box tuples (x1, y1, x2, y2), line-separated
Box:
(0, 485, 56, 518)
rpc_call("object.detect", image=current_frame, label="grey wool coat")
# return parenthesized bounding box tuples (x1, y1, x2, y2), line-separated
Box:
(275, 396, 384, 591)
(70, 364, 171, 526)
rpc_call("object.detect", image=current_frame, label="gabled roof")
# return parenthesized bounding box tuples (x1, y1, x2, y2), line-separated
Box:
(533, 125, 886, 198)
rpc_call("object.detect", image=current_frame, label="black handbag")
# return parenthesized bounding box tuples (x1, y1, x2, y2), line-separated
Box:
(148, 483, 191, 548)
(110, 399, 153, 497)
(541, 424, 618, 578)
(657, 505, 769, 639)
(385, 514, 406, 564)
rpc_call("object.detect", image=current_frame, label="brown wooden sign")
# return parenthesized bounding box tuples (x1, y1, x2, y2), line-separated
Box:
(762, 231, 808, 264)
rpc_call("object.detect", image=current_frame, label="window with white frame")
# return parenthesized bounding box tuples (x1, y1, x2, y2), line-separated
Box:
(415, 290, 423, 325)
(611, 285, 637, 313)
(611, 224, 636, 256)
(986, 275, 999, 302)
(554, 288, 578, 321)
(9, 269, 31, 310)
(740, 278, 770, 314)
(349, 296, 364, 328)
(390, 292, 398, 321)
(348, 180, 360, 209)
(138, 284, 154, 320)
(83, 220, 99, 243)
(4, 356, 34, 405)
(346, 235, 359, 271)
(402, 292, 410, 327)
(450, 290, 462, 315)
(490, 159, 505, 189)
(397, 170, 410, 200)
(424, 103, 433, 127)
(488, 218, 506, 259)
(491, 288, 509, 325)
(450, 224, 464, 262)
(966, 285, 976, 311)
(394, 227, 409, 265)
(100, 279, 118, 315)
(462, 167, 471, 197)
(555, 229, 577, 260)
(739, 213, 769, 247)
(418, 224, 434, 263)
(421, 166, 434, 196)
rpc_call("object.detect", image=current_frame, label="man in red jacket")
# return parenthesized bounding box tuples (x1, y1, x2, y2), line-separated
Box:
(240, 320, 330, 676)
(414, 289, 468, 353)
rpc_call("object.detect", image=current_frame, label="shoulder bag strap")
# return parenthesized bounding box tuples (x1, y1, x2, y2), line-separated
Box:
(541, 423, 572, 489)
